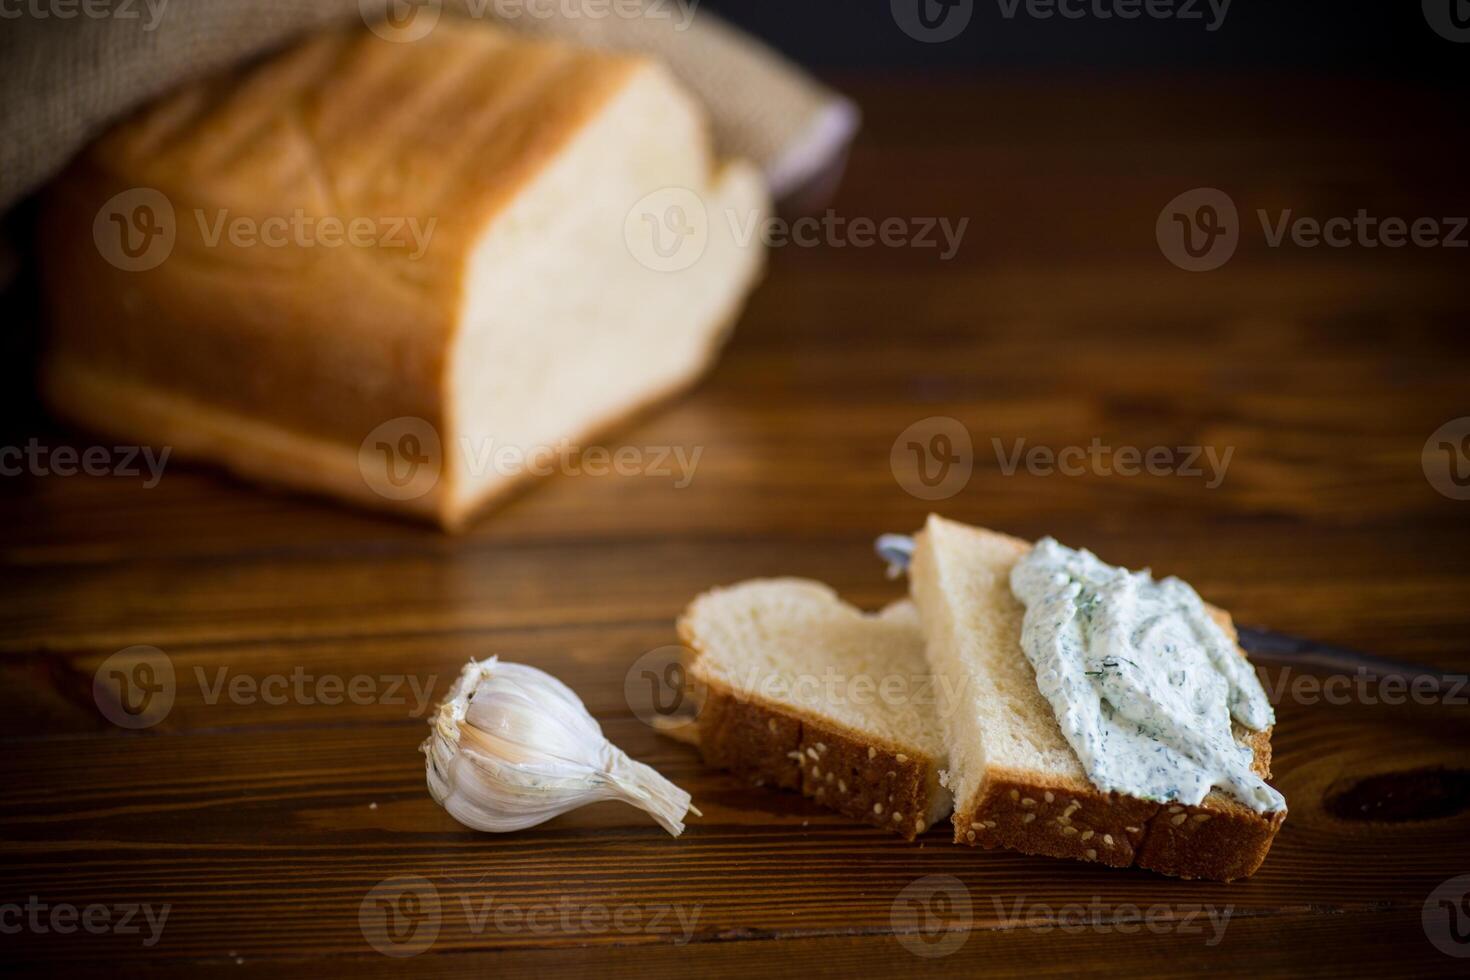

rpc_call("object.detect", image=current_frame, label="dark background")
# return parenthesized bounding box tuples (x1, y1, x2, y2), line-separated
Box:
(705, 0, 1468, 83)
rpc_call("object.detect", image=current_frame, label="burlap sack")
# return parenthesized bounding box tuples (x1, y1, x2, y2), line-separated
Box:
(0, 0, 857, 215)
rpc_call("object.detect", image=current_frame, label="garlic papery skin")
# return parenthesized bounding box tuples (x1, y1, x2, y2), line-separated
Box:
(422, 657, 697, 837)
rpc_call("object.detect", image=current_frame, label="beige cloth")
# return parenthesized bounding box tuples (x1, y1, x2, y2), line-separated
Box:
(0, 0, 857, 215)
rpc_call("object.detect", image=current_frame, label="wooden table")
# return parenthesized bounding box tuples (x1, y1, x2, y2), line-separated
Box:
(3, 74, 1469, 977)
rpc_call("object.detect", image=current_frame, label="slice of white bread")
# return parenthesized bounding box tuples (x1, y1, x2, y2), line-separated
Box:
(39, 21, 767, 529)
(677, 579, 953, 839)
(909, 515, 1285, 880)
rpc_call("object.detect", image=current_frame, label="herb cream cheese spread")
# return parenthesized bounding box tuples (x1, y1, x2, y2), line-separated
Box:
(1010, 538, 1285, 813)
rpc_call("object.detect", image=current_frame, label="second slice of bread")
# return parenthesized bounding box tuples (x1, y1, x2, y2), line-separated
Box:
(909, 515, 1285, 880)
(678, 579, 953, 839)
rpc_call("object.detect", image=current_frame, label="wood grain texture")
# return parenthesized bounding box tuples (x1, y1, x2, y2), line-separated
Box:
(2, 74, 1469, 976)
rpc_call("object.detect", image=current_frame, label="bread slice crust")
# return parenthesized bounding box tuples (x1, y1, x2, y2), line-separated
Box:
(689, 675, 946, 840)
(913, 516, 1286, 880)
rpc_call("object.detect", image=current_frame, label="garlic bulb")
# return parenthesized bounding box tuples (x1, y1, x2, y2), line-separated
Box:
(422, 657, 697, 837)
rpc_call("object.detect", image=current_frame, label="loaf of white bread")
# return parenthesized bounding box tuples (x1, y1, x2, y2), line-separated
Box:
(678, 579, 952, 839)
(40, 20, 767, 528)
(676, 519, 1284, 879)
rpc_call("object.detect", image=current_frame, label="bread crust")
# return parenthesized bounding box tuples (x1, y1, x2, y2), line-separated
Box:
(676, 616, 949, 840)
(39, 295, 746, 529)
(954, 764, 1286, 881)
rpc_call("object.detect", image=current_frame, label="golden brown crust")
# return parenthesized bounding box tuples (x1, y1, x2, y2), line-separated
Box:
(955, 770, 1158, 870)
(692, 677, 944, 840)
(39, 322, 738, 529)
(954, 767, 1285, 880)
(675, 615, 947, 840)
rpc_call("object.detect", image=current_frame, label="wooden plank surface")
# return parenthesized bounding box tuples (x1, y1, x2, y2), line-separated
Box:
(3, 73, 1469, 976)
